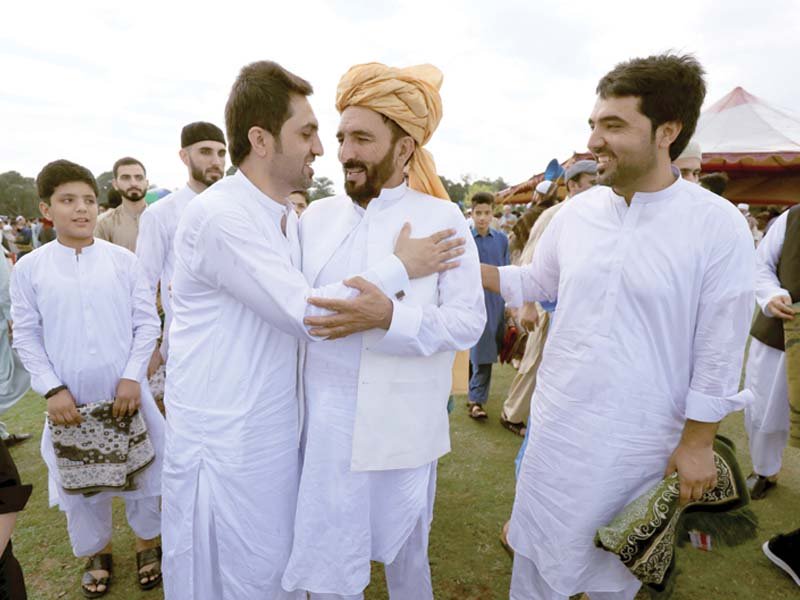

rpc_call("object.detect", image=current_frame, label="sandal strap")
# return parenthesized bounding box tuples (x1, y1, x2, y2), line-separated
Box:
(82, 571, 109, 587)
(84, 553, 113, 572)
(136, 546, 162, 570)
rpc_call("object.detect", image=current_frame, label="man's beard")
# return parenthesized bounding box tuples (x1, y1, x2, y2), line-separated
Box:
(120, 188, 145, 202)
(596, 145, 657, 190)
(190, 159, 223, 187)
(343, 144, 396, 205)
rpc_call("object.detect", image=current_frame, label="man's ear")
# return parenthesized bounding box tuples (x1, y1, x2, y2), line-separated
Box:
(179, 147, 189, 168)
(658, 121, 683, 151)
(247, 126, 276, 159)
(396, 136, 415, 167)
(39, 201, 50, 220)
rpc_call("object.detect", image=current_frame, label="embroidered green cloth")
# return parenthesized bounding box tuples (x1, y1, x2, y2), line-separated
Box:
(595, 436, 755, 595)
(48, 401, 155, 496)
(786, 302, 800, 449)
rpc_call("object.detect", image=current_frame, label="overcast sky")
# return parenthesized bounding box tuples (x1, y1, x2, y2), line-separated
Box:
(2, 0, 799, 192)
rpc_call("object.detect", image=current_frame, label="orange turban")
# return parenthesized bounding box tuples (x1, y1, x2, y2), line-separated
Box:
(335, 62, 450, 200)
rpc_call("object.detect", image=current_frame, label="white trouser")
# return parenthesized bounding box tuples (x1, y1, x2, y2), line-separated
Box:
(308, 513, 433, 600)
(745, 428, 789, 477)
(65, 495, 161, 557)
(510, 553, 641, 600)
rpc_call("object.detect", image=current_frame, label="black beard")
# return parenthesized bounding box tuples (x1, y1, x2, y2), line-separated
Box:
(120, 189, 144, 202)
(190, 161, 223, 187)
(343, 143, 396, 206)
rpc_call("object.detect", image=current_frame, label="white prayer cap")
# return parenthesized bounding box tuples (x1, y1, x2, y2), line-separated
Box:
(535, 180, 553, 195)
(676, 139, 702, 161)
(737, 203, 750, 212)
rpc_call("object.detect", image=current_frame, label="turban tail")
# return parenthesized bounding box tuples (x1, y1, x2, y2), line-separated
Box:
(336, 62, 450, 200)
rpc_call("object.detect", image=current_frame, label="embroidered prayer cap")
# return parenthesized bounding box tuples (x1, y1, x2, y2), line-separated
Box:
(335, 62, 449, 200)
(181, 121, 226, 148)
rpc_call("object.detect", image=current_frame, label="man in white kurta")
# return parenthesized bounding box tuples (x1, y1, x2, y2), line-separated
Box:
(11, 238, 164, 556)
(743, 205, 799, 497)
(281, 63, 485, 600)
(136, 121, 227, 365)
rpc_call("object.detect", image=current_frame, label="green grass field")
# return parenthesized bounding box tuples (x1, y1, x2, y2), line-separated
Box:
(6, 364, 799, 599)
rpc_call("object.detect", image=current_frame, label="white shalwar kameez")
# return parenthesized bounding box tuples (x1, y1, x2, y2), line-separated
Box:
(744, 209, 791, 477)
(498, 175, 755, 599)
(10, 239, 163, 557)
(163, 171, 409, 600)
(281, 184, 484, 599)
(136, 184, 197, 359)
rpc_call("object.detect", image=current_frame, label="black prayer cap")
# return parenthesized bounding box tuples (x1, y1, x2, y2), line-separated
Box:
(181, 121, 226, 148)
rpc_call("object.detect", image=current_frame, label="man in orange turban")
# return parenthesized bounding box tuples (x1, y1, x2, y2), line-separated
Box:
(281, 63, 486, 599)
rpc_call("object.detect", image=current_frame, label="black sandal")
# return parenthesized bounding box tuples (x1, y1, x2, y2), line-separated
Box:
(81, 553, 112, 598)
(136, 546, 163, 591)
(499, 417, 527, 437)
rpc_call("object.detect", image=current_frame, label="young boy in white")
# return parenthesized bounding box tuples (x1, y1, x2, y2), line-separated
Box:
(10, 160, 164, 596)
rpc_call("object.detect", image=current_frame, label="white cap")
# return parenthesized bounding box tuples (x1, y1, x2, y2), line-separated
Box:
(535, 180, 553, 195)
(676, 139, 702, 161)
(737, 203, 750, 212)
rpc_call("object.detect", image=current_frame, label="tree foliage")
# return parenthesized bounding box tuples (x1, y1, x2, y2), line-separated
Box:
(440, 175, 508, 205)
(308, 176, 335, 201)
(0, 171, 39, 219)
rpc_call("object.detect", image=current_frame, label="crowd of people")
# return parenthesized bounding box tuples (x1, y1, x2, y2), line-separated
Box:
(0, 50, 795, 600)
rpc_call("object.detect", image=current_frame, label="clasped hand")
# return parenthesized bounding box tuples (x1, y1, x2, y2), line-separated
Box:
(664, 442, 717, 505)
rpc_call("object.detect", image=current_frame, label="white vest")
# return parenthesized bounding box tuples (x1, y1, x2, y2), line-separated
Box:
(300, 188, 478, 471)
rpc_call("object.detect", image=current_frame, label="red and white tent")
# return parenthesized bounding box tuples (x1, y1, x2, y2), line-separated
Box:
(693, 86, 800, 205)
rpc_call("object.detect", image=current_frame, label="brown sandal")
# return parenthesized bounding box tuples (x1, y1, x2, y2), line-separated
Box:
(468, 402, 488, 420)
(136, 546, 163, 591)
(81, 553, 112, 598)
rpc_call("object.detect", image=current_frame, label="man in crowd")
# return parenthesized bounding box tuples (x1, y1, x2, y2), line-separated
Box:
(499, 159, 597, 436)
(281, 61, 484, 600)
(672, 139, 702, 183)
(481, 53, 754, 599)
(94, 157, 148, 252)
(12, 218, 33, 260)
(162, 60, 465, 600)
(136, 122, 226, 377)
(465, 191, 508, 420)
(288, 190, 309, 216)
(743, 202, 798, 498)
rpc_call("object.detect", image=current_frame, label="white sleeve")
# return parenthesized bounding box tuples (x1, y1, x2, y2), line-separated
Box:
(685, 216, 756, 423)
(498, 212, 562, 308)
(121, 259, 162, 382)
(10, 264, 61, 395)
(754, 210, 789, 316)
(135, 210, 168, 299)
(370, 211, 486, 356)
(193, 211, 407, 342)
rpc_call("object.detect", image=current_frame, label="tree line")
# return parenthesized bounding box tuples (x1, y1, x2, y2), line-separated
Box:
(0, 170, 510, 218)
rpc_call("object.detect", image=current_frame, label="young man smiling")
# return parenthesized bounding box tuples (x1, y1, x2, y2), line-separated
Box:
(482, 54, 755, 599)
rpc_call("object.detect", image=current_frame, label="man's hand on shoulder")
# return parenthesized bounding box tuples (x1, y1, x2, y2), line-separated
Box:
(394, 223, 465, 279)
(306, 277, 393, 340)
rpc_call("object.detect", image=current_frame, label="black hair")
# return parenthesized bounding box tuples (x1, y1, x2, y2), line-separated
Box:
(36, 160, 98, 204)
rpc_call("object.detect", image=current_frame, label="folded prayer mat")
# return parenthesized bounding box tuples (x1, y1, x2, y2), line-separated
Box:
(595, 435, 757, 598)
(48, 401, 155, 496)
(786, 302, 800, 449)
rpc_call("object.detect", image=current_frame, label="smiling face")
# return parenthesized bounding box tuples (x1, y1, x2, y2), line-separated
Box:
(266, 93, 323, 196)
(587, 95, 660, 192)
(337, 106, 413, 205)
(40, 181, 98, 246)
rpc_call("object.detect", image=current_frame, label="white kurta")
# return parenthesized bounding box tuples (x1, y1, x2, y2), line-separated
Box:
(283, 186, 448, 596)
(136, 184, 197, 359)
(744, 209, 791, 475)
(163, 171, 408, 600)
(498, 175, 755, 595)
(9, 239, 163, 510)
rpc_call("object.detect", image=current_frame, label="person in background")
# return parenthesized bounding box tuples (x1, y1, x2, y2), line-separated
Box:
(467, 191, 509, 420)
(673, 139, 702, 183)
(94, 157, 148, 252)
(12, 218, 32, 260)
(289, 190, 309, 216)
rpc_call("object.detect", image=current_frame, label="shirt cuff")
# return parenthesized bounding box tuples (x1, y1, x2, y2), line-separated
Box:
(122, 360, 146, 383)
(33, 371, 63, 397)
(498, 265, 523, 308)
(370, 254, 410, 298)
(685, 387, 753, 423)
(370, 298, 423, 353)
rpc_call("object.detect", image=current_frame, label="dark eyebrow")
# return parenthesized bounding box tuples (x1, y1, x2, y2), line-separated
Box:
(301, 122, 319, 132)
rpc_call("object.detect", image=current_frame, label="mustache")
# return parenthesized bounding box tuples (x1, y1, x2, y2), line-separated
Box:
(342, 160, 367, 171)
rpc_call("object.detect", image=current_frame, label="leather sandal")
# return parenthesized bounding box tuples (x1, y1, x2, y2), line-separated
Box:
(81, 553, 112, 598)
(468, 402, 488, 420)
(136, 545, 163, 591)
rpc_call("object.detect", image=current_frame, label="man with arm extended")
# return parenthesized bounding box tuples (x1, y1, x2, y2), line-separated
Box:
(482, 54, 755, 599)
(162, 60, 464, 600)
(281, 62, 485, 599)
